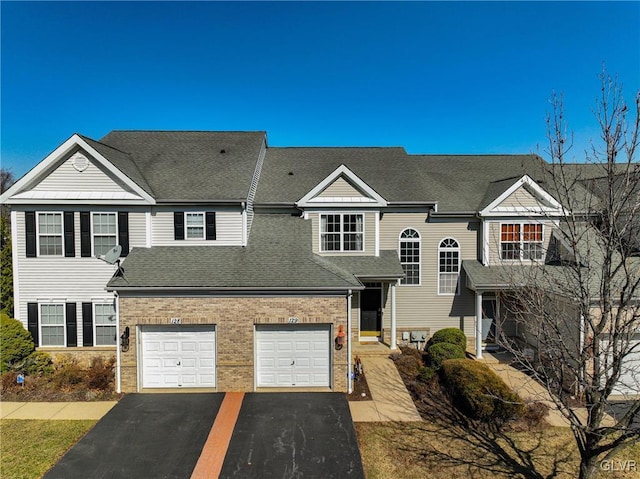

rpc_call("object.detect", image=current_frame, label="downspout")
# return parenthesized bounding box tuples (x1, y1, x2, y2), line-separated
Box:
(347, 289, 353, 394)
(115, 291, 121, 394)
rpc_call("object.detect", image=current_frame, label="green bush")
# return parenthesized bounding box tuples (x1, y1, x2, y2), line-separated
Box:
(23, 351, 54, 376)
(440, 358, 524, 423)
(427, 342, 466, 370)
(0, 313, 35, 373)
(427, 328, 468, 351)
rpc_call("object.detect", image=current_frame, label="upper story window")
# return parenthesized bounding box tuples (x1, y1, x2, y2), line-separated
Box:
(399, 229, 420, 285)
(186, 213, 205, 239)
(438, 238, 460, 295)
(320, 214, 363, 252)
(92, 213, 117, 256)
(40, 303, 65, 346)
(38, 213, 63, 256)
(501, 223, 543, 260)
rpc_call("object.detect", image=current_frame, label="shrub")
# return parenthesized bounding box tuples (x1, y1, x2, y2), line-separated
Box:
(23, 351, 54, 376)
(86, 356, 115, 390)
(0, 313, 35, 373)
(440, 358, 524, 424)
(1, 371, 18, 393)
(426, 342, 466, 370)
(522, 401, 550, 428)
(392, 347, 424, 379)
(51, 355, 85, 389)
(427, 328, 468, 351)
(417, 366, 436, 383)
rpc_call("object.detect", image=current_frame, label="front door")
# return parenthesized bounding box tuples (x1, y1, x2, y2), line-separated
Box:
(360, 284, 382, 338)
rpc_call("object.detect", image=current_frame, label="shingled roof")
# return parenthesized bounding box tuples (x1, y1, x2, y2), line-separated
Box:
(97, 131, 265, 201)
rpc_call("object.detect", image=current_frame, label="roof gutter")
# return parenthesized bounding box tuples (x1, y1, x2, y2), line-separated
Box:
(106, 285, 365, 293)
(155, 199, 246, 205)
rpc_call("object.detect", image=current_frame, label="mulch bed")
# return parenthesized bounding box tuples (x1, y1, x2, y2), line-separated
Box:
(347, 369, 373, 401)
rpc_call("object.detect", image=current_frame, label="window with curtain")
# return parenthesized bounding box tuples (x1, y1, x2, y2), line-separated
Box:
(400, 229, 420, 285)
(438, 238, 460, 295)
(500, 223, 543, 260)
(320, 213, 364, 252)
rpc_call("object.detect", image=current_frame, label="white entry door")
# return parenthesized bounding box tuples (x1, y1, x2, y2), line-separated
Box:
(141, 325, 216, 388)
(256, 325, 330, 388)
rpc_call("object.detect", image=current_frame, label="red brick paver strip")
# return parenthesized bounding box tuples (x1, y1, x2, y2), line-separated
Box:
(190, 392, 245, 479)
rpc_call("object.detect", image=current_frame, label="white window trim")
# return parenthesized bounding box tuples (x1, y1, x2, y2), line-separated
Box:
(38, 301, 66, 347)
(36, 211, 64, 257)
(499, 221, 545, 262)
(318, 212, 365, 253)
(399, 228, 421, 287)
(184, 212, 206, 240)
(91, 212, 118, 257)
(438, 237, 461, 296)
(93, 302, 117, 346)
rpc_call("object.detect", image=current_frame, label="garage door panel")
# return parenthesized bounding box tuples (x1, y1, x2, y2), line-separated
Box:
(256, 325, 330, 388)
(603, 339, 640, 396)
(141, 326, 216, 389)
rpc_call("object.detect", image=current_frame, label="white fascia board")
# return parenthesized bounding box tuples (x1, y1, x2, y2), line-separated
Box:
(296, 164, 387, 208)
(0, 134, 156, 205)
(479, 175, 566, 217)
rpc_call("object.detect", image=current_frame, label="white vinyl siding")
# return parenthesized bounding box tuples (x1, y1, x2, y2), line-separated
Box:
(317, 177, 367, 199)
(40, 303, 65, 346)
(151, 208, 244, 246)
(37, 212, 63, 256)
(379, 213, 479, 337)
(94, 303, 117, 346)
(31, 151, 137, 193)
(92, 213, 117, 256)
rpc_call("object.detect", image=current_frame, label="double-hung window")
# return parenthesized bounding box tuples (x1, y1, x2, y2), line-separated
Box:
(94, 303, 117, 346)
(400, 229, 420, 285)
(320, 214, 364, 252)
(40, 304, 65, 346)
(38, 213, 63, 256)
(500, 223, 543, 260)
(92, 213, 117, 256)
(438, 238, 460, 295)
(185, 213, 205, 239)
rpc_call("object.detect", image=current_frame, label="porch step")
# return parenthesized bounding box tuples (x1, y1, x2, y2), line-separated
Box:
(352, 342, 396, 357)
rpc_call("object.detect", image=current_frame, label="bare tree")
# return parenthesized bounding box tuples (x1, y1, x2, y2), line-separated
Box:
(497, 71, 640, 479)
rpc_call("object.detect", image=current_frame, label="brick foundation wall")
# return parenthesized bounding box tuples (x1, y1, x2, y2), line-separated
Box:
(119, 296, 348, 393)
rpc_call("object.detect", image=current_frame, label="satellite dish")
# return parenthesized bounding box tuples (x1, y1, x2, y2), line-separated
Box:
(102, 245, 122, 265)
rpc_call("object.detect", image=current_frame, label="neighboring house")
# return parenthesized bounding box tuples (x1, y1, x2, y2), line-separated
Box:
(1, 130, 637, 395)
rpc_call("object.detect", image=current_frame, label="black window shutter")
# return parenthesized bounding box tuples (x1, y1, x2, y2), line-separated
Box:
(65, 303, 77, 347)
(206, 212, 216, 240)
(25, 212, 36, 257)
(174, 212, 184, 240)
(64, 212, 75, 257)
(80, 212, 91, 257)
(82, 302, 93, 347)
(118, 212, 129, 256)
(27, 302, 39, 345)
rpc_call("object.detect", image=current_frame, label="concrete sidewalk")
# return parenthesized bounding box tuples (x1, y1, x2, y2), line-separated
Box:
(349, 355, 422, 422)
(482, 352, 615, 427)
(1, 401, 117, 420)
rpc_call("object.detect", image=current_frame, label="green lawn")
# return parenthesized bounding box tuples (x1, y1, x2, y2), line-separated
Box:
(0, 420, 96, 479)
(355, 422, 640, 479)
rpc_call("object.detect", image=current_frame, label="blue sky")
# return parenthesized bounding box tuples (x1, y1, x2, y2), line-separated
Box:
(2, 1, 639, 178)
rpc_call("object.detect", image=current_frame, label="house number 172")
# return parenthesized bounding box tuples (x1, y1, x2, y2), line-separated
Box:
(171, 318, 181, 324)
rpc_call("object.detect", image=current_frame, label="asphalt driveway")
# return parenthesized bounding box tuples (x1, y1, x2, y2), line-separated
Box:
(44, 392, 364, 479)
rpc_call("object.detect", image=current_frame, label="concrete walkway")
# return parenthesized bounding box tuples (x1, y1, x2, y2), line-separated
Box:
(0, 401, 117, 420)
(482, 352, 615, 427)
(349, 356, 422, 422)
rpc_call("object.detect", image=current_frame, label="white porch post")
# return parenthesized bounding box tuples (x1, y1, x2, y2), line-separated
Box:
(347, 289, 353, 394)
(390, 281, 397, 350)
(114, 292, 121, 393)
(475, 291, 483, 359)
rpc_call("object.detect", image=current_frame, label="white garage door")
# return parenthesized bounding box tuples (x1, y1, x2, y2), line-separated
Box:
(604, 338, 640, 396)
(256, 325, 331, 388)
(141, 325, 216, 388)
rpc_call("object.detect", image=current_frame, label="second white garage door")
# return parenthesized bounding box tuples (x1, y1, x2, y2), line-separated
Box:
(141, 325, 216, 389)
(256, 325, 331, 388)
